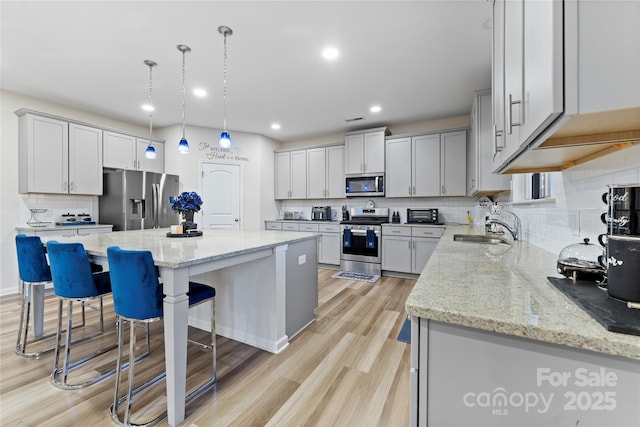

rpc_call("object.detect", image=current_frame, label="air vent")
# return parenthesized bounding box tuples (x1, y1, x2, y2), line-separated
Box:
(344, 117, 364, 123)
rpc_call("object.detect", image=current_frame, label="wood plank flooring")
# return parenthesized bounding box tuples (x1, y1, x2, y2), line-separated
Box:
(0, 269, 415, 426)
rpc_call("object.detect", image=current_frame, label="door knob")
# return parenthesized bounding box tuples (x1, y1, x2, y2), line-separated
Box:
(234, 218, 239, 222)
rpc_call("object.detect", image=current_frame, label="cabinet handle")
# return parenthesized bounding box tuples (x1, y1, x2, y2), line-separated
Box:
(507, 94, 522, 135)
(413, 186, 416, 195)
(63, 181, 68, 191)
(408, 240, 411, 249)
(442, 185, 446, 195)
(493, 125, 504, 153)
(408, 186, 412, 196)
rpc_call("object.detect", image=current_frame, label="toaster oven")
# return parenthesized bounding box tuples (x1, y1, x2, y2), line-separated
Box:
(407, 208, 440, 224)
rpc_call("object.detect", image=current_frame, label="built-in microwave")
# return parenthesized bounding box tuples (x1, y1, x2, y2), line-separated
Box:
(345, 174, 384, 198)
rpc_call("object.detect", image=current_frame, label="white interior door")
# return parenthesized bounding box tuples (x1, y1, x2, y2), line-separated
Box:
(202, 162, 241, 230)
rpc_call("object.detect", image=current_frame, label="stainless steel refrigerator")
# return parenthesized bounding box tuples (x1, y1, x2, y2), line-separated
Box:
(99, 170, 180, 231)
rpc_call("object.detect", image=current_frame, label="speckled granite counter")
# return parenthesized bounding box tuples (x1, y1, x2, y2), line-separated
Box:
(405, 225, 640, 360)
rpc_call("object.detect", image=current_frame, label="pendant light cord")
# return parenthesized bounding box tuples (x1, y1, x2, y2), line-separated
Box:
(181, 48, 186, 139)
(223, 31, 228, 132)
(148, 62, 154, 143)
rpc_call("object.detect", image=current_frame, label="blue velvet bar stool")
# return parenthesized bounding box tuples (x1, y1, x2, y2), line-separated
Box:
(107, 246, 216, 427)
(47, 240, 119, 389)
(14, 234, 57, 357)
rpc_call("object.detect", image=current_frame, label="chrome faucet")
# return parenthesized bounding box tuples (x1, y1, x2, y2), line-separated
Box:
(486, 211, 521, 241)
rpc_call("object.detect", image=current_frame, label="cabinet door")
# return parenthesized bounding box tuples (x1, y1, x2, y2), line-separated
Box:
(319, 232, 340, 265)
(521, 0, 563, 143)
(290, 150, 307, 199)
(22, 114, 68, 193)
(307, 147, 327, 199)
(381, 235, 412, 273)
(413, 134, 441, 197)
(364, 130, 385, 173)
(502, 0, 524, 162)
(468, 99, 479, 196)
(137, 138, 164, 173)
(326, 145, 344, 198)
(412, 237, 438, 274)
(68, 123, 102, 195)
(103, 131, 136, 169)
(492, 0, 506, 169)
(345, 133, 364, 174)
(274, 152, 291, 199)
(476, 91, 510, 194)
(386, 137, 412, 197)
(441, 131, 467, 196)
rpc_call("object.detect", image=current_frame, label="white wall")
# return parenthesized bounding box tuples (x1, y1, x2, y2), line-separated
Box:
(159, 124, 280, 231)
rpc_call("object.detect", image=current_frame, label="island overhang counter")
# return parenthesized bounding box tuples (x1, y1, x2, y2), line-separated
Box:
(43, 228, 320, 427)
(405, 225, 640, 427)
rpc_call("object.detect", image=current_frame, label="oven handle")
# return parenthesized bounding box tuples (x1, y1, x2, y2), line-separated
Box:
(343, 229, 379, 236)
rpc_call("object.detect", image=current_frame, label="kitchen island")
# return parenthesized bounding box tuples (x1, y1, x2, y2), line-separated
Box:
(43, 228, 319, 426)
(406, 225, 640, 427)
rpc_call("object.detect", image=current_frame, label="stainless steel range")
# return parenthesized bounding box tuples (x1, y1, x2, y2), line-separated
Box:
(340, 207, 389, 275)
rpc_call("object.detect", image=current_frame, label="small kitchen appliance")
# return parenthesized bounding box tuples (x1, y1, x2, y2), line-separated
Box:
(406, 208, 440, 224)
(606, 235, 640, 302)
(311, 206, 332, 221)
(56, 213, 95, 226)
(345, 174, 385, 198)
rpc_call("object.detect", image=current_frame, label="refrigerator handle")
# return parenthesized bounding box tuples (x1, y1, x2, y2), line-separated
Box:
(154, 183, 160, 228)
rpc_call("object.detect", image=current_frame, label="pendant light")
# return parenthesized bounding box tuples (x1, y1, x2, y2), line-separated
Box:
(218, 26, 233, 149)
(177, 44, 191, 154)
(143, 59, 157, 159)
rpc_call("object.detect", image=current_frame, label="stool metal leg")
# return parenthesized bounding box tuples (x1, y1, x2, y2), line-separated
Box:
(50, 297, 120, 390)
(15, 281, 57, 358)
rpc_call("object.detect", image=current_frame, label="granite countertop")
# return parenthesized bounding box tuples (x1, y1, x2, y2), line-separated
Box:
(265, 219, 338, 223)
(15, 224, 114, 231)
(405, 225, 640, 360)
(44, 228, 320, 268)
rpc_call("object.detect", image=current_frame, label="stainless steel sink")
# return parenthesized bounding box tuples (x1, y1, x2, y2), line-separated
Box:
(453, 234, 512, 245)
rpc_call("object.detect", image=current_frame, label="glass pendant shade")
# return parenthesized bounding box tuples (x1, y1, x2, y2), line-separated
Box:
(178, 137, 190, 153)
(145, 144, 157, 159)
(219, 131, 232, 149)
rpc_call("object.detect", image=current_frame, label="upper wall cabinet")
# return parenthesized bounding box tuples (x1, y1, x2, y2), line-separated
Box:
(307, 145, 345, 199)
(386, 130, 467, 197)
(103, 131, 164, 173)
(492, 0, 640, 174)
(275, 150, 307, 199)
(18, 112, 103, 195)
(344, 127, 388, 174)
(468, 89, 510, 196)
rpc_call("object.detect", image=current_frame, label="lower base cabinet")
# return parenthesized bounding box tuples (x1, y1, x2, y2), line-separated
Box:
(265, 221, 340, 266)
(382, 226, 444, 274)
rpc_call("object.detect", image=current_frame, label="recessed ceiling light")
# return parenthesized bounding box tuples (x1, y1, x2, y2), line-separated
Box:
(193, 88, 207, 97)
(370, 105, 382, 113)
(322, 47, 339, 61)
(142, 104, 154, 112)
(271, 123, 281, 130)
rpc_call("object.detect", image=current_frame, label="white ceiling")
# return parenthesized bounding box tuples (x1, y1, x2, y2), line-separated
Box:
(1, 1, 493, 143)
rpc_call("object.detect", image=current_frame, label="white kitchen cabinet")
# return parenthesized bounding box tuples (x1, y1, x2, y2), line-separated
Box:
(136, 138, 164, 173)
(264, 221, 339, 266)
(18, 113, 102, 195)
(386, 131, 465, 197)
(275, 150, 307, 199)
(469, 89, 510, 196)
(307, 145, 345, 199)
(104, 131, 164, 173)
(491, 0, 638, 174)
(344, 128, 387, 174)
(318, 223, 340, 266)
(265, 221, 283, 231)
(382, 226, 443, 274)
(103, 131, 136, 170)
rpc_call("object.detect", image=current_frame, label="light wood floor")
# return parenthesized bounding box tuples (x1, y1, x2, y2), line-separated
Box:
(0, 269, 415, 426)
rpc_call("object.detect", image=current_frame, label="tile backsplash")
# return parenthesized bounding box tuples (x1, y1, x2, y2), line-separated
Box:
(19, 194, 98, 225)
(503, 145, 640, 256)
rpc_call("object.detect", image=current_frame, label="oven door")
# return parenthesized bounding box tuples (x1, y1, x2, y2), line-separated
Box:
(341, 228, 381, 263)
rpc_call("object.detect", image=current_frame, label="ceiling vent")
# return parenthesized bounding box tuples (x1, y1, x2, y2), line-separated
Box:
(344, 117, 364, 123)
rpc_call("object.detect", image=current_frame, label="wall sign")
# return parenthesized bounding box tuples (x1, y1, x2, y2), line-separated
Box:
(198, 141, 250, 162)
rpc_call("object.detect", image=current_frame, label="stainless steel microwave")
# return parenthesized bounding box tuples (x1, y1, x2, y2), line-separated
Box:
(345, 174, 384, 197)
